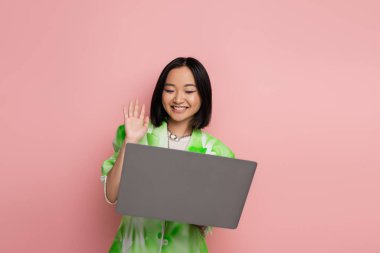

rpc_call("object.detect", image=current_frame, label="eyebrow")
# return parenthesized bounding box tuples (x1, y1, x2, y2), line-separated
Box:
(164, 83, 196, 87)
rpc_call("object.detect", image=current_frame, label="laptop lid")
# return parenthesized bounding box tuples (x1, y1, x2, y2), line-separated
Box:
(115, 143, 257, 229)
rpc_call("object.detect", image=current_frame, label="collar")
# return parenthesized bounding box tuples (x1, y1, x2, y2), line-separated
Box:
(150, 120, 205, 153)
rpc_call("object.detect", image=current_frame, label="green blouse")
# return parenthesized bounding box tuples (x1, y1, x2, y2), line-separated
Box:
(101, 120, 235, 253)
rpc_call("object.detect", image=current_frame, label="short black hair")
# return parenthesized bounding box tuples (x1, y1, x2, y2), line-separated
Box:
(150, 57, 212, 130)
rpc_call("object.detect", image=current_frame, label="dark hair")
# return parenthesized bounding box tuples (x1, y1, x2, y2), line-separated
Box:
(150, 57, 212, 129)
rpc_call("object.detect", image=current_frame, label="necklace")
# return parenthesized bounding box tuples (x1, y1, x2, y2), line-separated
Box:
(167, 128, 191, 142)
(167, 128, 192, 148)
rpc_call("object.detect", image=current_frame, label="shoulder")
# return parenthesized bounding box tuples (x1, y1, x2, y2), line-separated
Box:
(201, 131, 235, 159)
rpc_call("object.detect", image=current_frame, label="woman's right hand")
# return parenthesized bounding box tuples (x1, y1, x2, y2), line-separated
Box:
(123, 98, 149, 144)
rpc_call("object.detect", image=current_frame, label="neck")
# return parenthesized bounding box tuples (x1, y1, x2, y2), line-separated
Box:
(167, 118, 193, 137)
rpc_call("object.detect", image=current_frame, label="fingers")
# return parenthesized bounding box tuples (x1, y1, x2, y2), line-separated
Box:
(126, 98, 147, 120)
(134, 98, 139, 118)
(129, 99, 134, 118)
(139, 104, 145, 119)
(144, 115, 149, 127)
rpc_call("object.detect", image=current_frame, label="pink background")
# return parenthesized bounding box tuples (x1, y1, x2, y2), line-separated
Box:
(1, 0, 379, 252)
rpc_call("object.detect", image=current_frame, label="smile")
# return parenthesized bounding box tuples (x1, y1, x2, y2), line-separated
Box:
(171, 105, 189, 113)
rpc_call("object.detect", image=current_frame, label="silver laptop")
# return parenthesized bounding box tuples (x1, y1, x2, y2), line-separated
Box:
(115, 143, 257, 229)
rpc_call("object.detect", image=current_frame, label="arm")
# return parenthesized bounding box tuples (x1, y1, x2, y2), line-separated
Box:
(101, 124, 140, 205)
(101, 99, 149, 205)
(104, 138, 129, 204)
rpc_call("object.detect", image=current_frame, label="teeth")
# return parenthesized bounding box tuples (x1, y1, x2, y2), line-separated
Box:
(172, 106, 187, 111)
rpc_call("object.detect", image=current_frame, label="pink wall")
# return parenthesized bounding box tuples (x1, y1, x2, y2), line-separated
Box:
(1, 0, 379, 252)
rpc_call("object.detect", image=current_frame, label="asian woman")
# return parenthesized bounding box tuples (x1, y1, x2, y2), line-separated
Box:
(101, 56, 235, 253)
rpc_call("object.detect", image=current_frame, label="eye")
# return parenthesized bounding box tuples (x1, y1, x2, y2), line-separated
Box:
(185, 91, 196, 94)
(164, 89, 174, 93)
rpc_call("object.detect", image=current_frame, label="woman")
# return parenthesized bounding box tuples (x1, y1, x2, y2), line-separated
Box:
(101, 57, 235, 253)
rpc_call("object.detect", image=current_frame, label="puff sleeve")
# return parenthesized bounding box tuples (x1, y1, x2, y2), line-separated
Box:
(100, 125, 126, 205)
(203, 139, 235, 237)
(212, 139, 235, 159)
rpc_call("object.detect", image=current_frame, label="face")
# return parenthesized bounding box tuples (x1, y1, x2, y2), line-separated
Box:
(162, 66, 202, 125)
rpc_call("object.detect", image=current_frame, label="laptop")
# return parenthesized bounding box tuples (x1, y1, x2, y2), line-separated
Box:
(115, 143, 257, 229)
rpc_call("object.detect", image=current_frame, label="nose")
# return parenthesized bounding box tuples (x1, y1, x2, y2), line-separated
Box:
(174, 92, 185, 103)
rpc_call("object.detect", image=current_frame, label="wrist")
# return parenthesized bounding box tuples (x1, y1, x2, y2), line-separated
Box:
(125, 138, 139, 144)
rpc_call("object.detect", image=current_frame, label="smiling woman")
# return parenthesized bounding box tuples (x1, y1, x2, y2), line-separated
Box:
(101, 57, 235, 253)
